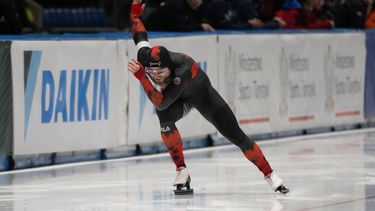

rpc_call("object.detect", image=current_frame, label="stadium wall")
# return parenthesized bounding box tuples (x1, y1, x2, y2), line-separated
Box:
(0, 29, 374, 170)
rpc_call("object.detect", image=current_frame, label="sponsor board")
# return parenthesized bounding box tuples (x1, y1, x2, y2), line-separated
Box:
(11, 40, 128, 155)
(218, 34, 279, 134)
(218, 33, 365, 135)
(319, 33, 366, 125)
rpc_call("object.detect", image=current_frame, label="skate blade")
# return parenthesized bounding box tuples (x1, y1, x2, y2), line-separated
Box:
(174, 189, 194, 195)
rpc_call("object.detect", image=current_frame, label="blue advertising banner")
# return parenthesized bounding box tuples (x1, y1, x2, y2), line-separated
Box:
(365, 29, 375, 118)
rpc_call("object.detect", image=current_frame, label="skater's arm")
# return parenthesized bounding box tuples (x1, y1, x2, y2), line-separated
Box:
(128, 59, 164, 109)
(130, 0, 150, 51)
(128, 59, 194, 111)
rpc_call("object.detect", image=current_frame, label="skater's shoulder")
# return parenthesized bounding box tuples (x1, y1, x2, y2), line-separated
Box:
(170, 52, 195, 65)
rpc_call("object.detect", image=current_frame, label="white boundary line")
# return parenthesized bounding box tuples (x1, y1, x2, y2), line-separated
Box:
(1, 127, 374, 176)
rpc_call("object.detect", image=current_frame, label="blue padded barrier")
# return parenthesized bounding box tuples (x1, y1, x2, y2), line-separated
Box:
(104, 146, 137, 159)
(0, 156, 10, 171)
(365, 29, 375, 119)
(13, 154, 53, 170)
(305, 127, 334, 135)
(53, 150, 102, 164)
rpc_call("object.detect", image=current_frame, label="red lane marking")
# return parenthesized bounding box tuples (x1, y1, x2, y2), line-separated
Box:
(289, 148, 315, 155)
(289, 115, 315, 122)
(239, 117, 270, 125)
(335, 111, 360, 117)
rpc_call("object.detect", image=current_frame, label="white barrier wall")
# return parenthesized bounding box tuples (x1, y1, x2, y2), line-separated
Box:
(126, 35, 217, 145)
(8, 32, 366, 155)
(321, 33, 366, 125)
(218, 33, 365, 135)
(218, 34, 280, 134)
(11, 40, 128, 155)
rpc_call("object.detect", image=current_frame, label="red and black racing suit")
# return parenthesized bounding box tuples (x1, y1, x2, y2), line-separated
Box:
(131, 10, 273, 177)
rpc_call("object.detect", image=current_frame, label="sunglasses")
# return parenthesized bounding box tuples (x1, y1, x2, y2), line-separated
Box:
(145, 67, 168, 74)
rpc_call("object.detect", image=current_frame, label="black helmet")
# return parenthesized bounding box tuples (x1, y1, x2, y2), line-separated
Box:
(139, 45, 173, 69)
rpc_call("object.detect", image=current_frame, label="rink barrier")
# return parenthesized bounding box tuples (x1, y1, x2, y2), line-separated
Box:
(365, 29, 375, 118)
(12, 154, 53, 169)
(0, 156, 11, 171)
(0, 29, 374, 170)
(10, 40, 127, 156)
(104, 145, 137, 159)
(0, 42, 13, 171)
(53, 150, 104, 165)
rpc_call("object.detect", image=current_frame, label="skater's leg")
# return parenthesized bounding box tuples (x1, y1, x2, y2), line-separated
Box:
(211, 105, 273, 177)
(210, 105, 289, 193)
(196, 86, 288, 193)
(160, 121, 186, 168)
(156, 101, 191, 169)
(156, 102, 194, 194)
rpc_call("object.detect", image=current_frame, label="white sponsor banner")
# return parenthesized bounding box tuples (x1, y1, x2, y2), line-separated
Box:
(217, 34, 280, 134)
(275, 33, 365, 130)
(11, 40, 128, 155)
(317, 33, 366, 125)
(274, 34, 324, 130)
(218, 33, 366, 135)
(277, 33, 365, 129)
(127, 35, 217, 145)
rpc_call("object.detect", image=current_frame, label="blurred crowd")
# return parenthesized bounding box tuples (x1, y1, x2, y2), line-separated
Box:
(141, 0, 375, 31)
(0, 0, 375, 34)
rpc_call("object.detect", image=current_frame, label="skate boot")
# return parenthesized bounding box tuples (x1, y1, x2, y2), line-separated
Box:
(265, 172, 289, 194)
(173, 167, 194, 195)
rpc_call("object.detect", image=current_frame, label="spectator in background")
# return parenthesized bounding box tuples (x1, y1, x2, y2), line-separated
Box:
(365, 0, 375, 28)
(142, 0, 164, 19)
(257, 0, 284, 22)
(201, 0, 264, 29)
(276, 0, 334, 29)
(102, 0, 131, 30)
(0, 0, 23, 34)
(231, 0, 262, 23)
(146, 0, 164, 7)
(143, 0, 214, 32)
(323, 0, 367, 29)
(250, 0, 334, 29)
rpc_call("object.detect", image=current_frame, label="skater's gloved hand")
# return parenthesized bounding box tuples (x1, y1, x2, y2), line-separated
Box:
(128, 59, 146, 80)
(130, 0, 145, 19)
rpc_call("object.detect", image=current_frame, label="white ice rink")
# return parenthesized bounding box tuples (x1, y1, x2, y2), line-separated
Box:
(0, 128, 375, 211)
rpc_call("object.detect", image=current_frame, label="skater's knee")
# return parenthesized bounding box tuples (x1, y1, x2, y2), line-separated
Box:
(160, 121, 178, 135)
(238, 137, 255, 152)
(160, 121, 175, 127)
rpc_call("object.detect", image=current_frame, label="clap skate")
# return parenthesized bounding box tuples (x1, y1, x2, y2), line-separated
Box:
(173, 167, 194, 195)
(265, 172, 289, 194)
